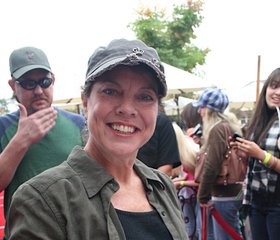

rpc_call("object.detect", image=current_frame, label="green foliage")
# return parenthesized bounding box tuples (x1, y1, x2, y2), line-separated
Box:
(0, 98, 9, 115)
(129, 0, 209, 72)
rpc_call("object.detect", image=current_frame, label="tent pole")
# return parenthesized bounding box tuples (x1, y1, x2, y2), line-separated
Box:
(256, 55, 261, 103)
(174, 94, 180, 123)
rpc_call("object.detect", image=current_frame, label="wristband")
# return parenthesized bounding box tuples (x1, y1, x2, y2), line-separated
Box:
(180, 180, 185, 187)
(263, 151, 272, 166)
(269, 156, 277, 169)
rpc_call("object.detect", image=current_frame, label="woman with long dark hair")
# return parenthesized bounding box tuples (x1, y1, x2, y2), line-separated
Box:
(236, 68, 280, 240)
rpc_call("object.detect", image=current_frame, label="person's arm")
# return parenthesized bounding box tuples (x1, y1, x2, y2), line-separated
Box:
(198, 125, 228, 204)
(158, 164, 173, 176)
(6, 183, 63, 239)
(0, 104, 57, 191)
(173, 177, 199, 190)
(236, 137, 280, 173)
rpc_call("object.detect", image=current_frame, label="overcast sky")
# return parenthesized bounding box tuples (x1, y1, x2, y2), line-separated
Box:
(1, 0, 280, 103)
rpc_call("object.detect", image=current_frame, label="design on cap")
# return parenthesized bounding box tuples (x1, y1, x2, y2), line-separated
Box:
(126, 47, 161, 69)
(132, 47, 144, 55)
(151, 58, 161, 69)
(126, 47, 144, 61)
(26, 51, 35, 60)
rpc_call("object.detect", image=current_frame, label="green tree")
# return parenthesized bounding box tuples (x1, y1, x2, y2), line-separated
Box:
(0, 98, 9, 115)
(129, 0, 209, 73)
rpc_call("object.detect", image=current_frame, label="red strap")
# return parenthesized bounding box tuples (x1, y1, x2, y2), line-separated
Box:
(210, 207, 243, 240)
(201, 207, 207, 240)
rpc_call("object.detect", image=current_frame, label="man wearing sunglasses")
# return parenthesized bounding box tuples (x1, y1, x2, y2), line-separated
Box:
(0, 46, 85, 239)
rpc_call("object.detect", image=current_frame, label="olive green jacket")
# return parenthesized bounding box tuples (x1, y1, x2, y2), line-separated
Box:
(7, 146, 187, 240)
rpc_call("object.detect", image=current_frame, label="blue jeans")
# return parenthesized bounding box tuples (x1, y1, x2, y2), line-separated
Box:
(212, 199, 242, 240)
(249, 203, 280, 240)
(196, 205, 215, 240)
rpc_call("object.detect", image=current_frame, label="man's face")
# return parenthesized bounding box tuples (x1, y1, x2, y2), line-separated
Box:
(9, 69, 55, 115)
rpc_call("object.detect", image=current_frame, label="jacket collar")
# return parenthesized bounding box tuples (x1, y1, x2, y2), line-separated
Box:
(67, 146, 165, 198)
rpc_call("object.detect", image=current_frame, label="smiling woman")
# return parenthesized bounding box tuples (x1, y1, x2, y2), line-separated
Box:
(82, 65, 160, 157)
(6, 39, 188, 240)
(240, 67, 280, 240)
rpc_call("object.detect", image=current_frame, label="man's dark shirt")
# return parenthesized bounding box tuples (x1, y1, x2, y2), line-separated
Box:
(137, 112, 181, 169)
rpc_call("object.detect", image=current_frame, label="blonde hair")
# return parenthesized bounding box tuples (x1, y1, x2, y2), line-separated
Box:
(202, 109, 242, 150)
(172, 122, 199, 174)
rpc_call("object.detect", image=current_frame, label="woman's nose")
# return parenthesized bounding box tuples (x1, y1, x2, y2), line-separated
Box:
(275, 87, 280, 95)
(115, 99, 137, 117)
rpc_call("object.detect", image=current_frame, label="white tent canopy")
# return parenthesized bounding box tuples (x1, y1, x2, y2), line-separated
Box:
(227, 80, 264, 109)
(163, 63, 214, 95)
(53, 63, 214, 110)
(164, 96, 193, 116)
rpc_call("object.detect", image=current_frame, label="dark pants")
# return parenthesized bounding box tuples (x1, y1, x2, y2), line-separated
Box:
(249, 203, 280, 240)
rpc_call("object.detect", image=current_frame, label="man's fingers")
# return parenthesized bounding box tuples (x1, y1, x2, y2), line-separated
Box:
(31, 107, 58, 124)
(18, 103, 27, 119)
(40, 114, 57, 132)
(17, 107, 58, 143)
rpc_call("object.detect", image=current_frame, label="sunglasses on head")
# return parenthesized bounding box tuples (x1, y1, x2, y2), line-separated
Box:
(16, 77, 53, 90)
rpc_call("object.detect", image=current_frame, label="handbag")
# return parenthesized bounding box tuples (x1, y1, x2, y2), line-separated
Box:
(194, 126, 248, 185)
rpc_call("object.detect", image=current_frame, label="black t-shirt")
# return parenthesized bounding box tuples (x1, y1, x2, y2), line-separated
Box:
(116, 209, 173, 240)
(137, 112, 181, 169)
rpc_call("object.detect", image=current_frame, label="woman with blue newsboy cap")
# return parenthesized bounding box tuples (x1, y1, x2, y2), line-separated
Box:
(6, 39, 188, 240)
(192, 87, 244, 240)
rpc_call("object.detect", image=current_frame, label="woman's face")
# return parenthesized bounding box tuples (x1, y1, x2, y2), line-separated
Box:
(83, 65, 159, 159)
(266, 80, 280, 109)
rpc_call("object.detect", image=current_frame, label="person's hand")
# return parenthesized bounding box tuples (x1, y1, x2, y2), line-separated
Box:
(235, 137, 264, 160)
(200, 200, 214, 208)
(172, 174, 188, 190)
(230, 138, 248, 160)
(186, 128, 201, 145)
(16, 104, 58, 146)
(192, 135, 201, 145)
(186, 128, 194, 137)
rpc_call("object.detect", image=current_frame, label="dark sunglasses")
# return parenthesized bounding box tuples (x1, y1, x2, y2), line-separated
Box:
(16, 77, 53, 90)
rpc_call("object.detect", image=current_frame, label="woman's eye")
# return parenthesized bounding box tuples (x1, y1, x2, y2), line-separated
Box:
(138, 94, 154, 102)
(270, 81, 280, 89)
(102, 88, 117, 95)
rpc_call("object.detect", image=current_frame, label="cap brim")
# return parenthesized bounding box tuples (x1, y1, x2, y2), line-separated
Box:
(86, 56, 166, 96)
(12, 65, 52, 79)
(86, 56, 126, 81)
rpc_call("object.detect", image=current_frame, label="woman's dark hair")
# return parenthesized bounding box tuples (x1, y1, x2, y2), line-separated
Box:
(246, 68, 280, 143)
(181, 102, 202, 130)
(82, 82, 93, 98)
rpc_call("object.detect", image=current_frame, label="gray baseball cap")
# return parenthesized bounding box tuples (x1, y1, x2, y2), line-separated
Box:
(85, 39, 167, 97)
(9, 46, 52, 79)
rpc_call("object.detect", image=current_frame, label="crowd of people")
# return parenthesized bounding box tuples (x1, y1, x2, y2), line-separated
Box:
(0, 38, 280, 240)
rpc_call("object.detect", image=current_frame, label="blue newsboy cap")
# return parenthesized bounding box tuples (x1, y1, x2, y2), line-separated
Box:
(192, 88, 229, 113)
